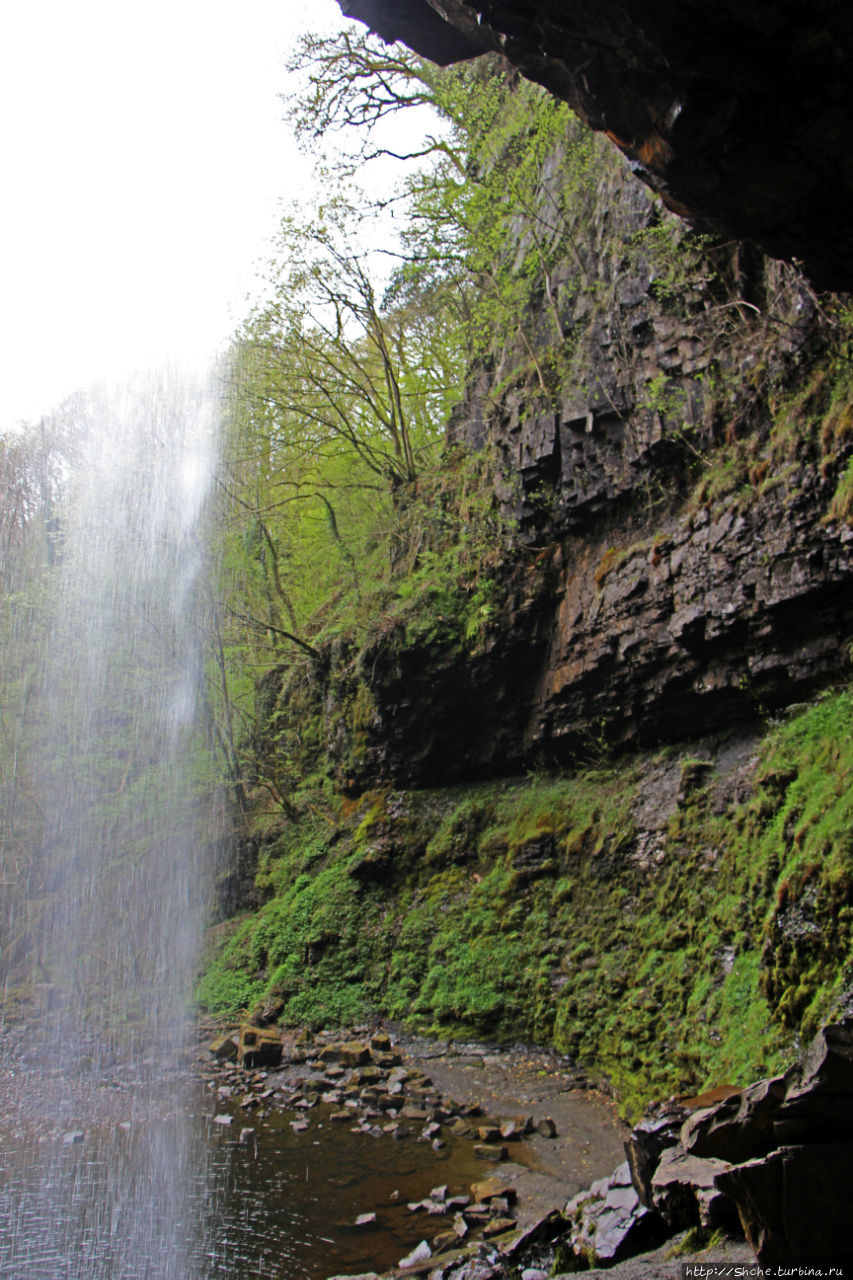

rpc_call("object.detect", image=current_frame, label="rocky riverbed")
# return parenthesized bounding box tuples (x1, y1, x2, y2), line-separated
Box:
(199, 1022, 754, 1280)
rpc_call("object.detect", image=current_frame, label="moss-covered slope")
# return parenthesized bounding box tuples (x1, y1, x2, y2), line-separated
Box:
(200, 685, 853, 1118)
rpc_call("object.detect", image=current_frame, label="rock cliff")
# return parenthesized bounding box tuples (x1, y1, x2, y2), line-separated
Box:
(338, 0, 853, 291)
(300, 129, 853, 791)
(204, 101, 853, 1121)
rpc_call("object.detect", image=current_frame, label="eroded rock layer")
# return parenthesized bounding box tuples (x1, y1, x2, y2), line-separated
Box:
(338, 0, 853, 290)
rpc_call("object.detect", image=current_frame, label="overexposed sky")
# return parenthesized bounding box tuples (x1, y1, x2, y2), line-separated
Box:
(0, 0, 346, 430)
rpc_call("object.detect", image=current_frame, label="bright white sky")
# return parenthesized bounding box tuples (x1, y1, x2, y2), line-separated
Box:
(0, 0, 349, 431)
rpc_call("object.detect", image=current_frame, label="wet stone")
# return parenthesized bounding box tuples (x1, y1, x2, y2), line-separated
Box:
(399, 1239, 432, 1267)
(482, 1217, 517, 1238)
(209, 1035, 238, 1062)
(471, 1178, 517, 1203)
(473, 1143, 508, 1162)
(339, 1041, 371, 1067)
(477, 1126, 502, 1143)
(373, 1050, 402, 1068)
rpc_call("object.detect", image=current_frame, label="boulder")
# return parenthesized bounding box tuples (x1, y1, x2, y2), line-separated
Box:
(208, 1034, 238, 1063)
(470, 1176, 516, 1203)
(681, 1076, 786, 1163)
(626, 1015, 853, 1264)
(715, 1143, 853, 1268)
(338, 1040, 372, 1066)
(624, 1102, 686, 1205)
(650, 1148, 737, 1229)
(237, 1024, 282, 1070)
(774, 1018, 853, 1144)
(565, 1160, 667, 1266)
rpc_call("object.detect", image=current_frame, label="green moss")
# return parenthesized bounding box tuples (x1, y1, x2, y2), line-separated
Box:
(199, 687, 853, 1119)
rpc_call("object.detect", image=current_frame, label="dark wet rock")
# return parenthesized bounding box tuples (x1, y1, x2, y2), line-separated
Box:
(476, 1126, 502, 1143)
(338, 0, 853, 291)
(715, 1143, 853, 1268)
(374, 1050, 403, 1068)
(340, 1040, 374, 1066)
(470, 1177, 516, 1204)
(482, 1217, 517, 1237)
(624, 1102, 687, 1206)
(401, 1105, 430, 1120)
(209, 1034, 238, 1062)
(500, 1209, 567, 1260)
(463, 1203, 492, 1224)
(681, 1077, 786, 1164)
(535, 1117, 557, 1139)
(565, 1161, 668, 1266)
(774, 1015, 853, 1143)
(238, 1025, 283, 1070)
(650, 1148, 736, 1230)
(473, 1144, 508, 1162)
(624, 1015, 853, 1265)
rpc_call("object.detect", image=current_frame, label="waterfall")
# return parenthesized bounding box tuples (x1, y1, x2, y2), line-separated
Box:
(0, 368, 224, 1278)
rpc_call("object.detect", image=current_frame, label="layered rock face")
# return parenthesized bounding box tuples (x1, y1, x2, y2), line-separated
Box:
(338, 0, 853, 290)
(334, 136, 853, 790)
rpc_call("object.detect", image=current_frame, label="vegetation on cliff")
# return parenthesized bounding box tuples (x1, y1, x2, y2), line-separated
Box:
(198, 686, 853, 1119)
(194, 28, 853, 1116)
